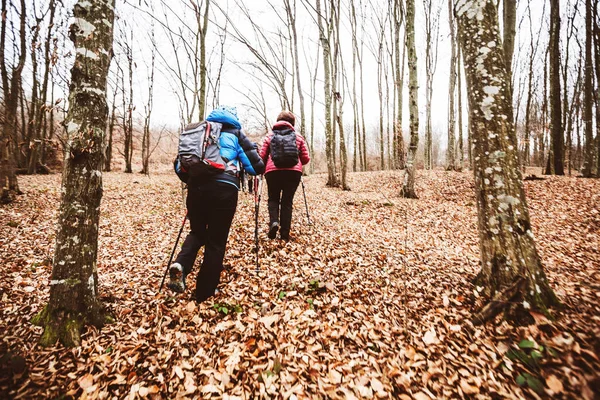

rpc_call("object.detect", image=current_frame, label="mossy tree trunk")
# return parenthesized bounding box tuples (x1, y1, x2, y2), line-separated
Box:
(32, 0, 115, 347)
(455, 0, 560, 324)
(401, 0, 419, 198)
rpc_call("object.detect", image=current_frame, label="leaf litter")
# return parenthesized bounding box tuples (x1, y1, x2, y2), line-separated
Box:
(0, 169, 598, 399)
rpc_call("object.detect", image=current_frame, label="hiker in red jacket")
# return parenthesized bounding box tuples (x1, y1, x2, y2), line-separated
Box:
(259, 111, 310, 241)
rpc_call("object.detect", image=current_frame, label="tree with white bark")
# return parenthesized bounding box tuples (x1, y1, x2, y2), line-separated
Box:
(33, 0, 116, 347)
(455, 0, 559, 323)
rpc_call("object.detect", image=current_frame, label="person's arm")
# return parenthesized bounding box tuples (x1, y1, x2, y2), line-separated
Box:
(237, 131, 265, 175)
(259, 134, 271, 162)
(298, 134, 310, 165)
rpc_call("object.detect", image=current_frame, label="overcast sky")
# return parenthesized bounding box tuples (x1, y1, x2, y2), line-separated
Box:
(50, 0, 570, 156)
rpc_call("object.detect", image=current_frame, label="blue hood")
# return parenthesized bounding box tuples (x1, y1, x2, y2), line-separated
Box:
(206, 108, 241, 129)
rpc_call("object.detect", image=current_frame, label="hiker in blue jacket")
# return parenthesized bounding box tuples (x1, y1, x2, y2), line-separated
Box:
(169, 105, 265, 302)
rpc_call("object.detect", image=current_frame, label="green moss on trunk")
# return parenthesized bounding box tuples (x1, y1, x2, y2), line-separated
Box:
(32, 304, 109, 347)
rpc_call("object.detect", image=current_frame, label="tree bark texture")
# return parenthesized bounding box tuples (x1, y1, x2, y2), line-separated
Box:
(316, 0, 338, 187)
(457, 45, 465, 169)
(582, 0, 594, 177)
(447, 0, 457, 170)
(393, 0, 405, 170)
(0, 0, 26, 203)
(285, 0, 306, 137)
(502, 0, 516, 98)
(393, 0, 406, 169)
(198, 0, 209, 120)
(402, 0, 419, 198)
(123, 32, 134, 174)
(455, 0, 559, 323)
(547, 0, 564, 175)
(594, 0, 600, 176)
(32, 0, 116, 347)
(424, 0, 438, 170)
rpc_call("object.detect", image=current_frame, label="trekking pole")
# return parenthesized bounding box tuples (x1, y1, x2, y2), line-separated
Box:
(159, 211, 188, 292)
(300, 178, 312, 225)
(254, 175, 263, 273)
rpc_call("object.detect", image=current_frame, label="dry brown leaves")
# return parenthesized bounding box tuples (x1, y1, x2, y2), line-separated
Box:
(0, 169, 598, 399)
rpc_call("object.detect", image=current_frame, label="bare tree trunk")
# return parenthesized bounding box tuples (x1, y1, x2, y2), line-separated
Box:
(308, 44, 319, 175)
(349, 1, 363, 172)
(375, 14, 386, 170)
(34, 0, 56, 171)
(547, 0, 564, 175)
(393, 0, 405, 170)
(104, 74, 118, 172)
(316, 0, 338, 187)
(32, 0, 115, 347)
(357, 1, 367, 170)
(0, 0, 26, 203)
(333, 1, 349, 190)
(561, 3, 576, 173)
(582, 0, 594, 177)
(565, 62, 583, 175)
(350, 2, 360, 173)
(502, 0, 516, 100)
(121, 29, 134, 174)
(455, 0, 559, 324)
(594, 0, 600, 176)
(540, 46, 548, 170)
(447, 0, 457, 171)
(401, 0, 419, 198)
(284, 0, 306, 137)
(424, 0, 440, 170)
(523, 4, 543, 170)
(198, 0, 210, 120)
(26, 14, 42, 175)
(457, 44, 465, 170)
(141, 28, 156, 175)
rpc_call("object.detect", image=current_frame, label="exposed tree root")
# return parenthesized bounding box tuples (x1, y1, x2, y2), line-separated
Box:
(32, 305, 109, 347)
(471, 277, 526, 326)
(400, 189, 418, 199)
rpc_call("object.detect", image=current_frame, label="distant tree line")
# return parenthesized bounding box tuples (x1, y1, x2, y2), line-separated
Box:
(2, 0, 599, 203)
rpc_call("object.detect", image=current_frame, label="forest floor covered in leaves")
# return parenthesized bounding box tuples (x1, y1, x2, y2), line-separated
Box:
(1, 169, 599, 399)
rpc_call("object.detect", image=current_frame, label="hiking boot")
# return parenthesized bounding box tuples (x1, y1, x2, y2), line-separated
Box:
(280, 232, 290, 241)
(167, 262, 186, 293)
(268, 222, 279, 239)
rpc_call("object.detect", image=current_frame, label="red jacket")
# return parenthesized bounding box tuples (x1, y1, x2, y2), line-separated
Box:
(259, 121, 310, 174)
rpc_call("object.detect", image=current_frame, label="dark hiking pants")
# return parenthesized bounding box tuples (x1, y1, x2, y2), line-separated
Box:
(174, 181, 238, 302)
(265, 170, 302, 239)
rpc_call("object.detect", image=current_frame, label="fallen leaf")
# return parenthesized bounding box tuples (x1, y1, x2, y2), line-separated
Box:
(259, 314, 279, 329)
(546, 375, 563, 394)
(460, 380, 480, 395)
(78, 373, 94, 390)
(423, 327, 437, 345)
(173, 365, 184, 380)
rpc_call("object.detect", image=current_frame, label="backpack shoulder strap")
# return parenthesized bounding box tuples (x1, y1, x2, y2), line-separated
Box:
(200, 121, 211, 160)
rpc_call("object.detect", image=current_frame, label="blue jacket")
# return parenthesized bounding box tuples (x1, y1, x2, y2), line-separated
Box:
(199, 109, 264, 188)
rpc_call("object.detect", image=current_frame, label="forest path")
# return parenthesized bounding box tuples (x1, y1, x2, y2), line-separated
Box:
(1, 169, 598, 399)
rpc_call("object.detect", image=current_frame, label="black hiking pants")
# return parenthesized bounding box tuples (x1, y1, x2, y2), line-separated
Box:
(174, 181, 238, 302)
(265, 170, 302, 239)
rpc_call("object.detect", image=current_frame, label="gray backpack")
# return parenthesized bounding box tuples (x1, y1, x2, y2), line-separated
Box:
(175, 121, 226, 181)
